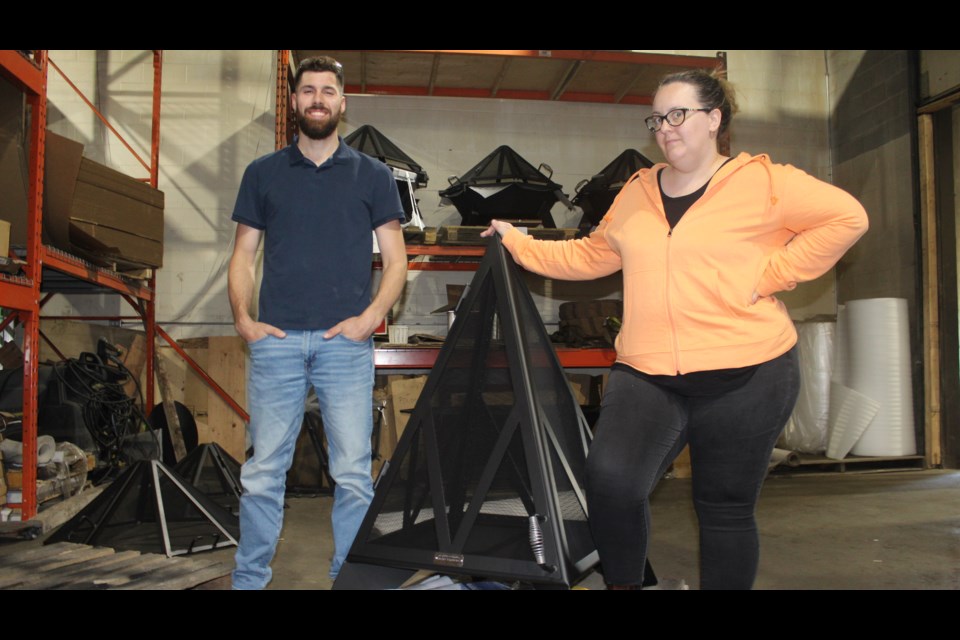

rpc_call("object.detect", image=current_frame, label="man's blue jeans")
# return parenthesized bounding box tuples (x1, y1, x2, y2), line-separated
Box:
(232, 330, 375, 590)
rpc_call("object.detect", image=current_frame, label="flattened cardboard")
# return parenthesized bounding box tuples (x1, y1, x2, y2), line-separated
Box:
(44, 130, 164, 267)
(72, 177, 164, 240)
(0, 79, 28, 246)
(0, 220, 9, 257)
(42, 130, 83, 248)
(70, 221, 163, 267)
(78, 159, 163, 209)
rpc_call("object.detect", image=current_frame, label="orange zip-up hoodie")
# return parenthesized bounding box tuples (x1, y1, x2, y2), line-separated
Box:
(502, 152, 869, 375)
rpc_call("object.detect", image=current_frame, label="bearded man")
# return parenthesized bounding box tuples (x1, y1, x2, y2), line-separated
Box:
(228, 55, 407, 589)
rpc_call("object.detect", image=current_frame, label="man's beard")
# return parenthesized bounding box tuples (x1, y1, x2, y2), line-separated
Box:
(297, 106, 341, 141)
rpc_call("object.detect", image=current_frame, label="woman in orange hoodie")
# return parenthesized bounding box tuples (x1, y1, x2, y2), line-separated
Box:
(483, 70, 868, 589)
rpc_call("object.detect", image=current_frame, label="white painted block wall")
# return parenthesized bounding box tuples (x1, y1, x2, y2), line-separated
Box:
(45, 50, 275, 339)
(41, 50, 836, 340)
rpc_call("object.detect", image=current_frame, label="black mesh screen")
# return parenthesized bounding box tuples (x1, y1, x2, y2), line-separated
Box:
(574, 149, 654, 227)
(46, 460, 239, 556)
(508, 254, 593, 564)
(369, 426, 440, 551)
(343, 124, 427, 185)
(438, 146, 562, 228)
(451, 146, 558, 187)
(156, 467, 235, 554)
(174, 443, 242, 515)
(369, 275, 534, 554)
(545, 419, 592, 563)
(347, 237, 597, 586)
(513, 276, 590, 486)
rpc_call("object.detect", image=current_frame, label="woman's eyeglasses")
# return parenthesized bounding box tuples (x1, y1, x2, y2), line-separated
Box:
(645, 108, 713, 133)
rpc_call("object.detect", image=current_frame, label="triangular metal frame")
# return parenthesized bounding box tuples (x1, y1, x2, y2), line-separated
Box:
(173, 442, 243, 515)
(344, 124, 428, 228)
(573, 148, 653, 230)
(337, 236, 597, 588)
(343, 124, 428, 186)
(438, 146, 564, 228)
(46, 460, 239, 557)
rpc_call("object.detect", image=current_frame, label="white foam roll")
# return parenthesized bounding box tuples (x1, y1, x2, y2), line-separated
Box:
(827, 383, 880, 459)
(37, 435, 56, 465)
(840, 298, 916, 456)
(781, 322, 834, 454)
(0, 438, 21, 464)
(0, 435, 57, 465)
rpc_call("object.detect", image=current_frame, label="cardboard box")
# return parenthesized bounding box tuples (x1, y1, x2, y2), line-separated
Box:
(0, 80, 28, 248)
(44, 131, 164, 268)
(5, 467, 22, 490)
(0, 219, 9, 257)
(566, 373, 600, 406)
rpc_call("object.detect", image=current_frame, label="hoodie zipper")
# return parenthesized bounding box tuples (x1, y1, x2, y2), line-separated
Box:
(664, 226, 682, 374)
(655, 156, 755, 375)
(648, 154, 776, 375)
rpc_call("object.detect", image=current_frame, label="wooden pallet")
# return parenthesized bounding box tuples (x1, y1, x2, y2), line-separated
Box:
(768, 453, 926, 476)
(402, 226, 438, 245)
(0, 542, 231, 590)
(528, 228, 577, 241)
(439, 226, 576, 246)
(438, 226, 488, 246)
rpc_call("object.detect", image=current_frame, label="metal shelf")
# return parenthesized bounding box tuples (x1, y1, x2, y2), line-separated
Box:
(0, 50, 43, 95)
(375, 345, 616, 371)
(42, 246, 154, 300)
(0, 50, 163, 520)
(291, 50, 723, 106)
(0, 276, 35, 312)
(405, 245, 486, 257)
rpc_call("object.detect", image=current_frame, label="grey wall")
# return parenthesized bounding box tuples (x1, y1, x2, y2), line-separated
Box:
(827, 49, 922, 450)
(920, 50, 960, 98)
(43, 50, 276, 339)
(828, 50, 917, 307)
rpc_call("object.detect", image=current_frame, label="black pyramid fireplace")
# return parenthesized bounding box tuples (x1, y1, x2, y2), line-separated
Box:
(335, 235, 599, 589)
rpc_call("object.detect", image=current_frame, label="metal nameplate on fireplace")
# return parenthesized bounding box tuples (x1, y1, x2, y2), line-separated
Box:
(433, 552, 465, 568)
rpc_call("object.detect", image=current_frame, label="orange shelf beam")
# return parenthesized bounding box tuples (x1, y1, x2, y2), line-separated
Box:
(0, 50, 43, 94)
(405, 246, 486, 257)
(0, 278, 36, 312)
(375, 346, 616, 369)
(41, 247, 154, 301)
(386, 50, 719, 68)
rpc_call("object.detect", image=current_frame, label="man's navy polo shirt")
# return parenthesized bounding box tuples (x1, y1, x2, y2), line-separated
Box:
(231, 139, 404, 330)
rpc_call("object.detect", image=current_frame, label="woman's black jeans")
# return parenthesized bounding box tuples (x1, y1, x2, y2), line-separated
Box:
(585, 348, 800, 589)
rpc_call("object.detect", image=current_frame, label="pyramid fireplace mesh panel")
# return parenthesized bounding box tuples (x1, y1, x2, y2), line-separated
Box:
(341, 236, 597, 587)
(45, 460, 239, 557)
(573, 149, 654, 231)
(173, 443, 243, 516)
(438, 145, 563, 228)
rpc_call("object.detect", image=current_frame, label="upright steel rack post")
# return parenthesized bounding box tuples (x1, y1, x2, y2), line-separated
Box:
(0, 51, 164, 521)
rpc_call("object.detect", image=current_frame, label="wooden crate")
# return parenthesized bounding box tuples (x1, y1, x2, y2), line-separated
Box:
(380, 375, 427, 467)
(153, 337, 248, 464)
(439, 225, 577, 245)
(178, 337, 248, 464)
(403, 226, 438, 245)
(439, 226, 488, 246)
(566, 373, 600, 406)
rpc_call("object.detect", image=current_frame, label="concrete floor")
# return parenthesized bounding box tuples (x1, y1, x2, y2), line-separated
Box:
(252, 469, 960, 589)
(6, 469, 958, 589)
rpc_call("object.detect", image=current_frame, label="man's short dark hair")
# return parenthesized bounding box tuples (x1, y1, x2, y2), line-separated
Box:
(294, 56, 344, 92)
